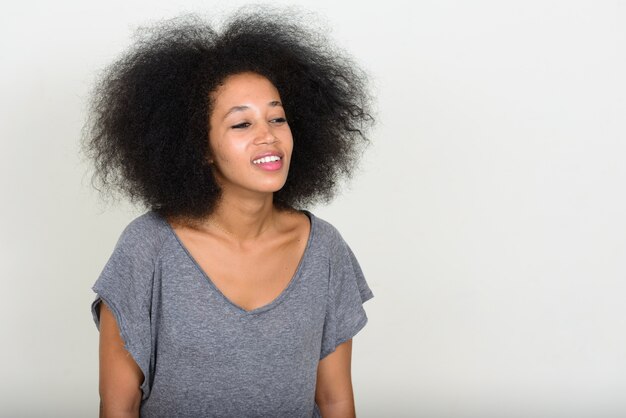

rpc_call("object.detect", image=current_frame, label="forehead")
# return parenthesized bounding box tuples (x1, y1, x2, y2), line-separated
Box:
(210, 72, 281, 107)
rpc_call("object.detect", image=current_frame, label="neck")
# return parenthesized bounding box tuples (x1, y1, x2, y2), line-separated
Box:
(207, 191, 278, 242)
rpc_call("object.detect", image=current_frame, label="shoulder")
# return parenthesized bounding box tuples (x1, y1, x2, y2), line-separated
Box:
(306, 211, 353, 255)
(309, 212, 374, 313)
(94, 211, 170, 293)
(112, 210, 170, 259)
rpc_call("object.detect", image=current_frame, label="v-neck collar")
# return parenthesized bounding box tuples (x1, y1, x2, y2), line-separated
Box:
(158, 210, 315, 316)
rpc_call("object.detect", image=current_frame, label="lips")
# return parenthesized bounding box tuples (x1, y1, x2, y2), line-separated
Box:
(252, 155, 281, 164)
(251, 151, 283, 164)
(251, 151, 284, 171)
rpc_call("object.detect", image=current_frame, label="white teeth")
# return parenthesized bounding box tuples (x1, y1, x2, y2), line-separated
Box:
(253, 155, 281, 164)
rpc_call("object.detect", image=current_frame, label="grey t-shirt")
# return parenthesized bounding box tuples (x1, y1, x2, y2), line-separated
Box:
(91, 209, 374, 417)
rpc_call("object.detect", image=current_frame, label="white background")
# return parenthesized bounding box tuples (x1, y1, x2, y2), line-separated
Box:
(1, 1, 625, 417)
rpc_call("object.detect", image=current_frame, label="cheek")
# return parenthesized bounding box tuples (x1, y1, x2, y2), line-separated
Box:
(285, 131, 294, 158)
(212, 135, 248, 166)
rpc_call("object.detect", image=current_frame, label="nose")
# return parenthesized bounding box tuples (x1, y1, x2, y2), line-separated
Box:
(254, 121, 278, 145)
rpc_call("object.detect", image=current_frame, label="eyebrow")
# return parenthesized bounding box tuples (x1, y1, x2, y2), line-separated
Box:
(222, 101, 283, 120)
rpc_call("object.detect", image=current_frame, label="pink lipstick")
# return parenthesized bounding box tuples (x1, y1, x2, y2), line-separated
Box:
(251, 152, 283, 171)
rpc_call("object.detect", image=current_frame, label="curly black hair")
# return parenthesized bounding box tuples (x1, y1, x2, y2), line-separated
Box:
(81, 6, 375, 222)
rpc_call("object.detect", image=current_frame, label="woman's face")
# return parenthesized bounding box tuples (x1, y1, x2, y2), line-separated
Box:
(207, 72, 293, 199)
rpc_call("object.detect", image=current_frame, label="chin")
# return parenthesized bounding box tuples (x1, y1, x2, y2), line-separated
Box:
(262, 183, 288, 194)
(240, 180, 286, 196)
(258, 177, 288, 191)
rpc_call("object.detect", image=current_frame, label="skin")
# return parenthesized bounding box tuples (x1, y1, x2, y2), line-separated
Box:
(98, 71, 356, 417)
(98, 303, 143, 418)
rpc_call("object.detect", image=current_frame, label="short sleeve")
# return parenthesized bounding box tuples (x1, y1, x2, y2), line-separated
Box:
(90, 216, 161, 400)
(319, 232, 374, 360)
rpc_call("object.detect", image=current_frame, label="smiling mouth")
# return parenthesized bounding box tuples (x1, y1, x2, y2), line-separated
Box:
(252, 155, 282, 164)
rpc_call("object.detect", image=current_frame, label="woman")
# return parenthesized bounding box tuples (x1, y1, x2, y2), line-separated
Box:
(83, 8, 375, 418)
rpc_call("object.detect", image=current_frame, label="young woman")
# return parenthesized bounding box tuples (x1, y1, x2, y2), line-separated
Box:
(83, 8, 375, 418)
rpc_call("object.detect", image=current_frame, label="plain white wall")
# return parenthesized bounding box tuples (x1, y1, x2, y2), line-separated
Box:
(1, 0, 624, 417)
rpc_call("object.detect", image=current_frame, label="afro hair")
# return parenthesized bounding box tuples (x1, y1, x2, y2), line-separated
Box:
(81, 6, 375, 222)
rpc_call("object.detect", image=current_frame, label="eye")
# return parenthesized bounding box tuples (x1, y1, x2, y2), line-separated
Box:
(231, 122, 251, 129)
(271, 117, 288, 124)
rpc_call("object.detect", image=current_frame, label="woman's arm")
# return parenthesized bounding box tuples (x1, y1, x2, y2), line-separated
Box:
(315, 339, 356, 418)
(98, 302, 143, 418)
